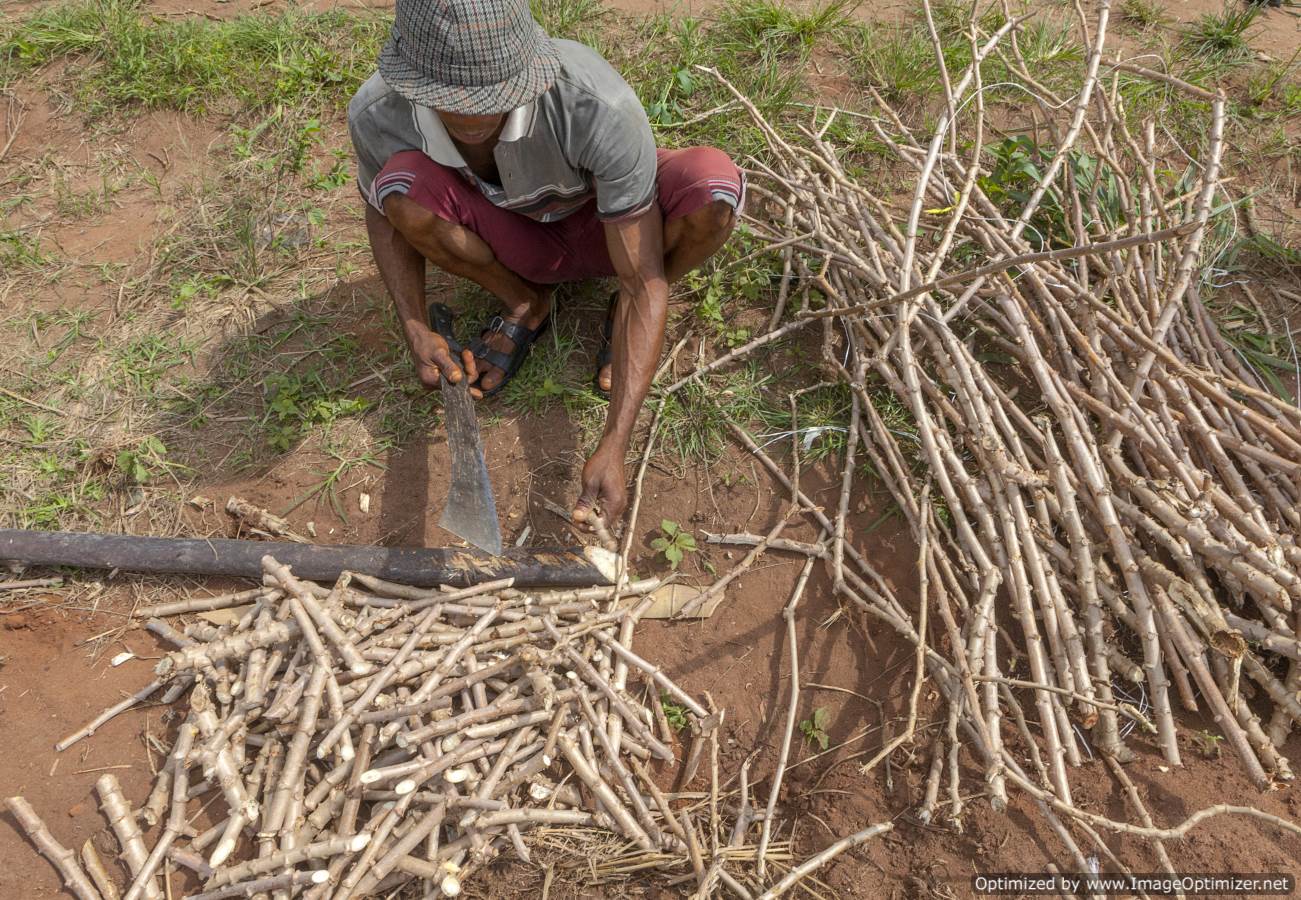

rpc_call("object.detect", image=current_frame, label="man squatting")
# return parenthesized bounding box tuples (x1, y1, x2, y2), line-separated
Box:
(348, 0, 743, 535)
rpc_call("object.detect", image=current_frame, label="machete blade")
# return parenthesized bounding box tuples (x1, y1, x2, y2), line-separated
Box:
(438, 376, 503, 556)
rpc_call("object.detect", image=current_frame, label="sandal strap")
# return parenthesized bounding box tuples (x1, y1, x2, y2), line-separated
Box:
(486, 315, 537, 346)
(468, 338, 513, 375)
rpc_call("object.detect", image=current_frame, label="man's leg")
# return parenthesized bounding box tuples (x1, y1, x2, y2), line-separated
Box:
(596, 147, 742, 392)
(376, 151, 556, 394)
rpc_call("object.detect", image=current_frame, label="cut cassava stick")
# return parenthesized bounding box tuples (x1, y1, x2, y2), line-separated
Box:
(80, 840, 119, 900)
(96, 774, 161, 900)
(17, 555, 718, 897)
(5, 796, 103, 900)
(55, 679, 167, 752)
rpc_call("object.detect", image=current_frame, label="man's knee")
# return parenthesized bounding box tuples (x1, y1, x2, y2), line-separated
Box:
(373, 150, 469, 248)
(383, 193, 437, 237)
(696, 198, 736, 238)
(383, 195, 464, 263)
(659, 145, 743, 241)
(669, 199, 736, 255)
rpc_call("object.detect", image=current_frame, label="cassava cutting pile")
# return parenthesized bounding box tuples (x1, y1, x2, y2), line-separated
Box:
(10, 555, 799, 899)
(667, 0, 1301, 878)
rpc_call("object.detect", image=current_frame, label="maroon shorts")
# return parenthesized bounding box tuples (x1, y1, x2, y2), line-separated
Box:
(375, 147, 744, 284)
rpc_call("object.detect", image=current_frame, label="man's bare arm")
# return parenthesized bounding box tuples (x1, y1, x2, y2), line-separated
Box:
(365, 203, 475, 389)
(573, 208, 669, 529)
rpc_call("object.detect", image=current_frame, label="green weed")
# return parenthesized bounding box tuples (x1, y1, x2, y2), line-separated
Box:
(261, 372, 369, 452)
(1245, 49, 1301, 116)
(650, 518, 697, 570)
(115, 435, 170, 484)
(500, 318, 585, 413)
(800, 706, 831, 750)
(656, 365, 780, 467)
(20, 415, 58, 445)
(792, 383, 853, 462)
(978, 136, 1126, 251)
(661, 694, 690, 732)
(282, 445, 386, 520)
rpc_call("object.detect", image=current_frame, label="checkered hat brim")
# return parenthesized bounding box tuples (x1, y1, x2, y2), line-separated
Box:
(379, 0, 561, 115)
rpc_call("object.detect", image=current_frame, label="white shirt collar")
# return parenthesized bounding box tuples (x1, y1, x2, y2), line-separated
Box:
(411, 102, 536, 169)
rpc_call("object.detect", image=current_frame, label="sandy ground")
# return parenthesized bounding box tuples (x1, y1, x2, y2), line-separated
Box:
(2, 0, 1301, 896)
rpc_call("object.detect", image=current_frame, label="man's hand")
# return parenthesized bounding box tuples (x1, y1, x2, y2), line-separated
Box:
(573, 440, 627, 541)
(407, 325, 480, 397)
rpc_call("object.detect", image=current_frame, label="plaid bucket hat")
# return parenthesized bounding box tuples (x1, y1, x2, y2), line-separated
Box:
(379, 0, 562, 115)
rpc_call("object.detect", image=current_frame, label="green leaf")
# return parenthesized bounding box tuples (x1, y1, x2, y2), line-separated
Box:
(817, 731, 830, 751)
(661, 519, 679, 536)
(665, 545, 683, 568)
(812, 706, 829, 730)
(650, 537, 669, 551)
(678, 533, 697, 550)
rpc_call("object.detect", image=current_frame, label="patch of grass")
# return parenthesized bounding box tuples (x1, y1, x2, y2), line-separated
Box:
(1117, 0, 1170, 34)
(1179, 4, 1260, 73)
(792, 383, 853, 462)
(1, 0, 386, 117)
(115, 332, 196, 394)
(0, 230, 49, 270)
(613, 9, 808, 157)
(715, 0, 857, 55)
(841, 22, 938, 107)
(655, 364, 781, 468)
(500, 317, 586, 414)
(531, 0, 609, 45)
(928, 0, 1007, 40)
(53, 170, 125, 219)
(1245, 50, 1301, 118)
(1206, 261, 1300, 403)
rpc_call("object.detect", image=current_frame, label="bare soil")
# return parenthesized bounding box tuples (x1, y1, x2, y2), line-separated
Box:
(3, 0, 1301, 897)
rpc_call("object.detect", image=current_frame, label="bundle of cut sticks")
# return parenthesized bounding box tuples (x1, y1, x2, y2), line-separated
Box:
(8, 556, 745, 899)
(674, 0, 1301, 875)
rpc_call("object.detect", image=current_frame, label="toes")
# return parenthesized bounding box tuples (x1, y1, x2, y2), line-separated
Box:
(598, 365, 613, 393)
(479, 366, 503, 393)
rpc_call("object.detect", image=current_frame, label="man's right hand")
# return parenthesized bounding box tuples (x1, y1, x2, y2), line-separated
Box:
(408, 325, 480, 396)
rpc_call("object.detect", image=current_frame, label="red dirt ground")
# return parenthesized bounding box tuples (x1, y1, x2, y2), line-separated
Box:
(3, 0, 1301, 897)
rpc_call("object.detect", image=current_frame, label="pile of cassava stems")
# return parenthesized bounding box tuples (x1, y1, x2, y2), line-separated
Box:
(7, 556, 809, 899)
(679, 0, 1301, 879)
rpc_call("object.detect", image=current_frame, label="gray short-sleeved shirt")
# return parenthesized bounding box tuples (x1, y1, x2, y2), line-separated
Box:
(348, 39, 657, 223)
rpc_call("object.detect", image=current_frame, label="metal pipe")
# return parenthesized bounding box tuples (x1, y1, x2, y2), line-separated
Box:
(0, 529, 610, 588)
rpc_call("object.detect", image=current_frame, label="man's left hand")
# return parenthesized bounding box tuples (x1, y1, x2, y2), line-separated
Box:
(573, 441, 627, 535)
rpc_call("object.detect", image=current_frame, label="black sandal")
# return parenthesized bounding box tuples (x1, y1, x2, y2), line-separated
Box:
(428, 301, 464, 359)
(468, 310, 551, 399)
(593, 291, 617, 396)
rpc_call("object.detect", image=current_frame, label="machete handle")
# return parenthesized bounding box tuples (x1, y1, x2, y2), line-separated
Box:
(427, 302, 463, 355)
